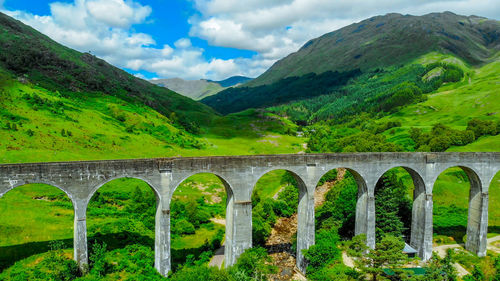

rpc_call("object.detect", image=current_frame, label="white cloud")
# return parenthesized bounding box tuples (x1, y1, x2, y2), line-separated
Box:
(190, 0, 500, 75)
(1, 0, 247, 80)
(1, 0, 499, 81)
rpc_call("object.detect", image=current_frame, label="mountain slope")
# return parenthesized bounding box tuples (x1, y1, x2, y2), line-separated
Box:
(0, 12, 304, 163)
(209, 76, 253, 87)
(150, 76, 252, 100)
(0, 12, 215, 131)
(202, 12, 500, 116)
(150, 78, 224, 100)
(249, 12, 500, 87)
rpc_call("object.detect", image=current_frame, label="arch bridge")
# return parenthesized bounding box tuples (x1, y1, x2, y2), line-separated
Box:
(0, 152, 499, 276)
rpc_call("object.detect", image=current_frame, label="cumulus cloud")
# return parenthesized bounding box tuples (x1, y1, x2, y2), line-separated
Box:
(190, 0, 500, 73)
(1, 0, 499, 81)
(1, 0, 249, 80)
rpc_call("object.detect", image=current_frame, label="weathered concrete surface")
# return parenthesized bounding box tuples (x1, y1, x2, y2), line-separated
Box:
(0, 152, 499, 276)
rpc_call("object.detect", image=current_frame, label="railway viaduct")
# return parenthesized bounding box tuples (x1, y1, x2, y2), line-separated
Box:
(0, 152, 499, 276)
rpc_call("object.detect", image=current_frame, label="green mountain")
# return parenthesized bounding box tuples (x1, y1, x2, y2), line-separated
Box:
(250, 12, 499, 87)
(150, 76, 252, 101)
(150, 78, 224, 100)
(202, 12, 500, 115)
(0, 12, 303, 163)
(0, 12, 216, 132)
(208, 76, 253, 87)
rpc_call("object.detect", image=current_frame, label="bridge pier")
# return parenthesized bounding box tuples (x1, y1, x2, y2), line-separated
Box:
(466, 190, 488, 256)
(74, 201, 88, 273)
(154, 200, 170, 276)
(355, 190, 376, 248)
(409, 170, 433, 261)
(410, 193, 433, 260)
(226, 200, 252, 266)
(296, 188, 315, 273)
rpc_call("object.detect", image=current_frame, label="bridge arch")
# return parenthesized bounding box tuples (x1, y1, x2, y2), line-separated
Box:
(250, 168, 310, 272)
(0, 182, 75, 269)
(432, 165, 486, 257)
(488, 170, 500, 239)
(170, 172, 234, 269)
(314, 167, 368, 241)
(372, 166, 430, 259)
(0, 180, 75, 205)
(86, 176, 161, 206)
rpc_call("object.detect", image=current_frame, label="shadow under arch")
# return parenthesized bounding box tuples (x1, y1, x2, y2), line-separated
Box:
(432, 165, 487, 256)
(250, 168, 310, 272)
(169, 172, 234, 270)
(0, 182, 75, 270)
(313, 167, 367, 240)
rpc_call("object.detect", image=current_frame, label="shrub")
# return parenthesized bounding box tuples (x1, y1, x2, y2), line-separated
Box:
(174, 219, 195, 235)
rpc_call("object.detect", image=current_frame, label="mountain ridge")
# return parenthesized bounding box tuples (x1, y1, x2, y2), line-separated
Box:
(150, 75, 252, 100)
(247, 11, 500, 87)
(202, 12, 500, 115)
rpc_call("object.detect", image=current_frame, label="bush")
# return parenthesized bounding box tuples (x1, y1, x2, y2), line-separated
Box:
(174, 219, 196, 235)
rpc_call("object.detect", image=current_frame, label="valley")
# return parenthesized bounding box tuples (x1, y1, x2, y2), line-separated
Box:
(0, 9, 499, 281)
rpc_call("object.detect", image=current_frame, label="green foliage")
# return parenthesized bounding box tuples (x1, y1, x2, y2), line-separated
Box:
(375, 170, 412, 240)
(170, 265, 233, 281)
(174, 219, 195, 235)
(202, 69, 361, 115)
(89, 242, 108, 277)
(230, 247, 276, 280)
(315, 172, 357, 238)
(410, 123, 478, 152)
(467, 118, 499, 139)
(304, 228, 341, 273)
(346, 234, 410, 281)
(307, 126, 402, 153)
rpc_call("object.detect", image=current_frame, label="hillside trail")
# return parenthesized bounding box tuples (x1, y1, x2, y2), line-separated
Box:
(265, 169, 346, 280)
(432, 235, 500, 277)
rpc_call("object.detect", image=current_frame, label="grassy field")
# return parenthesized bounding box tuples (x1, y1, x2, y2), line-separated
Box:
(380, 54, 500, 151)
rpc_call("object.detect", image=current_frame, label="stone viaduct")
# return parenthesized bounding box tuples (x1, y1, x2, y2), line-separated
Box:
(0, 152, 499, 276)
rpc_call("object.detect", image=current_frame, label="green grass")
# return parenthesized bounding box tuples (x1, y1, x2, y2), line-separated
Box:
(0, 78, 304, 164)
(380, 53, 500, 151)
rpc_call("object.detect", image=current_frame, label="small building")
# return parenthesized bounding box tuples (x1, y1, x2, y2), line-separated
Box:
(403, 243, 418, 258)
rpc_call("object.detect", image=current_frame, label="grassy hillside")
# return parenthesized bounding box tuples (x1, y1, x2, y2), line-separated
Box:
(377, 53, 500, 151)
(202, 12, 499, 115)
(0, 72, 304, 164)
(0, 12, 218, 134)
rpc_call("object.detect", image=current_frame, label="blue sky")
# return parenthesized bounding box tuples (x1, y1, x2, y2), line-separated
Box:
(1, 0, 498, 81)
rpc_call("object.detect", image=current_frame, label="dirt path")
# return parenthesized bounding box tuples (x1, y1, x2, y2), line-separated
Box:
(432, 235, 500, 276)
(265, 169, 345, 280)
(314, 168, 345, 208)
(209, 245, 225, 268)
(209, 218, 226, 268)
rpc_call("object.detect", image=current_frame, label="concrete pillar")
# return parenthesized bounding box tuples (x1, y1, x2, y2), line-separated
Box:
(409, 173, 433, 261)
(410, 193, 433, 260)
(355, 190, 375, 248)
(296, 189, 315, 273)
(154, 198, 170, 276)
(74, 201, 88, 273)
(366, 195, 376, 249)
(224, 186, 234, 266)
(226, 200, 252, 266)
(466, 190, 488, 256)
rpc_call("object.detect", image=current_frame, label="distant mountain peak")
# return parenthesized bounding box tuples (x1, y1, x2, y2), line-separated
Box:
(246, 12, 500, 87)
